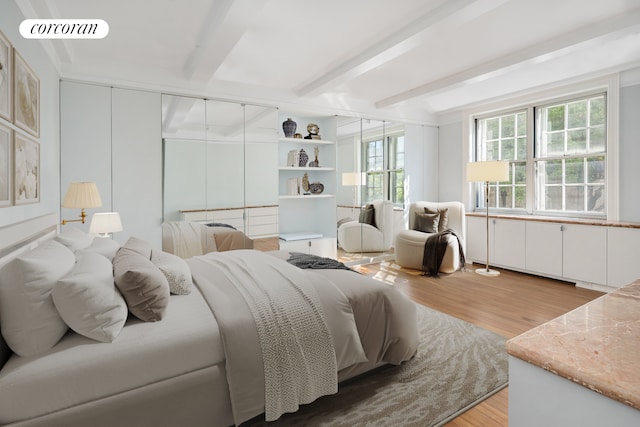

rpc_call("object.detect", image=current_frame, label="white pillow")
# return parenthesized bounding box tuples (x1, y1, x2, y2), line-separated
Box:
(151, 250, 193, 295)
(0, 240, 75, 357)
(83, 237, 121, 261)
(54, 227, 93, 251)
(53, 252, 128, 342)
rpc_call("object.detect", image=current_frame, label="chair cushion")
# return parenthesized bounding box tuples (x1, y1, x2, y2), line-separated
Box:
(359, 204, 376, 227)
(414, 212, 439, 233)
(424, 207, 449, 232)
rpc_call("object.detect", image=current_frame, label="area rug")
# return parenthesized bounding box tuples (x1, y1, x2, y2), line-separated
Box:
(246, 304, 508, 427)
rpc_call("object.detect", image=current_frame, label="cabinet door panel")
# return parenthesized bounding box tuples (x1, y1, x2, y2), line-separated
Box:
(494, 219, 525, 270)
(562, 224, 606, 285)
(526, 222, 563, 277)
(607, 227, 640, 288)
(466, 216, 489, 264)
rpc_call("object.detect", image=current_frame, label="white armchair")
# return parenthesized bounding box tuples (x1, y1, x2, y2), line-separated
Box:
(395, 201, 466, 273)
(338, 200, 394, 253)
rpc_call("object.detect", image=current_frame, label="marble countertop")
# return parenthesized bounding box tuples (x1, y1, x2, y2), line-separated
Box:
(506, 280, 640, 410)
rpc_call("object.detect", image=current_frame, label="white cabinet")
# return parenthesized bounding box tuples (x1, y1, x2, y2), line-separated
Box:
(279, 237, 337, 258)
(525, 222, 563, 277)
(562, 224, 607, 286)
(494, 219, 526, 270)
(607, 227, 640, 288)
(466, 216, 489, 264)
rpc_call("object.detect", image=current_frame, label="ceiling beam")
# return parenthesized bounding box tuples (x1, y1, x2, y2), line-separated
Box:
(295, 0, 509, 98)
(375, 8, 640, 108)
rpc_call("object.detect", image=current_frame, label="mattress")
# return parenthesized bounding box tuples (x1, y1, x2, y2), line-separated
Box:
(0, 285, 223, 425)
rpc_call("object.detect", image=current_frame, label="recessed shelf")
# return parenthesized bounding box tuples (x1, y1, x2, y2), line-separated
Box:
(279, 166, 335, 171)
(278, 137, 334, 145)
(279, 194, 335, 199)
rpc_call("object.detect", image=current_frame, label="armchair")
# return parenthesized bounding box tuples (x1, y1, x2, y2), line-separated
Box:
(338, 200, 394, 253)
(395, 201, 466, 273)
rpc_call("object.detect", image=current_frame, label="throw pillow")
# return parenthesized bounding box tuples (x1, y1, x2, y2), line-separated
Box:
(424, 207, 449, 233)
(414, 212, 440, 234)
(52, 252, 128, 342)
(113, 247, 170, 322)
(151, 250, 193, 295)
(122, 236, 154, 259)
(83, 237, 121, 261)
(0, 240, 75, 357)
(358, 204, 376, 227)
(54, 227, 93, 251)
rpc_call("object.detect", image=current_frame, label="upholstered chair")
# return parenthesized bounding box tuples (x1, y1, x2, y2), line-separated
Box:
(338, 200, 394, 253)
(394, 201, 466, 273)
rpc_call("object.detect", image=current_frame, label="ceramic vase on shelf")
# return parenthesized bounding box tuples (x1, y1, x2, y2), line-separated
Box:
(298, 148, 308, 167)
(282, 118, 297, 138)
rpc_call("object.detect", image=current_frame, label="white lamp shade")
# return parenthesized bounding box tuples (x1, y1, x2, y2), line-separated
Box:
(62, 182, 103, 208)
(89, 212, 123, 234)
(342, 172, 366, 186)
(467, 161, 510, 182)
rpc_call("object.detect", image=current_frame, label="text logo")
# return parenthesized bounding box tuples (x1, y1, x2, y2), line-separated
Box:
(20, 19, 109, 39)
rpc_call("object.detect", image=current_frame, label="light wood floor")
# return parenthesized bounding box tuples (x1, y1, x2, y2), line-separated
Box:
(345, 255, 604, 426)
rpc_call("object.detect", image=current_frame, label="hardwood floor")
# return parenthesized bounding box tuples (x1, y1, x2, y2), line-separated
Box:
(343, 256, 604, 426)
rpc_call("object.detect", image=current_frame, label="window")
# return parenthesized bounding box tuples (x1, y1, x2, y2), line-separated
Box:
(362, 131, 404, 207)
(473, 92, 607, 218)
(535, 95, 606, 214)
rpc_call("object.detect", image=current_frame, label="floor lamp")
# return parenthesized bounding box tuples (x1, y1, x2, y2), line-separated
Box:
(467, 161, 510, 276)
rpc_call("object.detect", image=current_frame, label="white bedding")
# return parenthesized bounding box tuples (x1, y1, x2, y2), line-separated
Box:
(188, 250, 368, 424)
(0, 285, 223, 425)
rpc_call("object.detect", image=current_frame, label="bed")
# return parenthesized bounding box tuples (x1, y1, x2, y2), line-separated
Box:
(0, 214, 418, 427)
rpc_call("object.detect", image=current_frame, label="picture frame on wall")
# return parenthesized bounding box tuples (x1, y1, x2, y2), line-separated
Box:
(14, 132, 38, 205)
(0, 30, 12, 122)
(13, 51, 39, 138)
(0, 122, 11, 207)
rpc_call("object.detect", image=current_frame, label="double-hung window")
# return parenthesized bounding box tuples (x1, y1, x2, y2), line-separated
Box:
(362, 130, 404, 207)
(472, 92, 607, 218)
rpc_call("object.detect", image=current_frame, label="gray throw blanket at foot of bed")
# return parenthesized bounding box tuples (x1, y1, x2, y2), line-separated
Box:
(286, 252, 353, 271)
(422, 229, 465, 277)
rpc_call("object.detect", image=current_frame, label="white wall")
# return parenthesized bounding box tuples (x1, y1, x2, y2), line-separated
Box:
(437, 121, 464, 202)
(0, 4, 60, 228)
(619, 83, 640, 222)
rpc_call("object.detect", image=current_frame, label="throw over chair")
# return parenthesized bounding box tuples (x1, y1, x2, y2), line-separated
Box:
(395, 201, 466, 273)
(338, 200, 394, 253)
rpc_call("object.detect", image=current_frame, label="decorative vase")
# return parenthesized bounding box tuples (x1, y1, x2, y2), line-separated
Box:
(282, 118, 297, 138)
(298, 148, 308, 167)
(309, 182, 324, 194)
(308, 146, 320, 167)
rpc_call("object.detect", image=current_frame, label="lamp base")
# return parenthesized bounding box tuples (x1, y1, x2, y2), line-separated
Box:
(475, 267, 501, 277)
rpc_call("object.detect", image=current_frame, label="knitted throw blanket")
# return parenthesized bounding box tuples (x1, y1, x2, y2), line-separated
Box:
(422, 229, 465, 277)
(286, 252, 354, 272)
(206, 251, 338, 422)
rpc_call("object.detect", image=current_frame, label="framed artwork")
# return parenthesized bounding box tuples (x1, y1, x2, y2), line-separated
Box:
(13, 51, 39, 138)
(14, 132, 39, 205)
(0, 30, 12, 122)
(0, 122, 11, 207)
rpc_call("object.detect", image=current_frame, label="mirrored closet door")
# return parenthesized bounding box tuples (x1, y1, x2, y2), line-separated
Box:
(161, 94, 278, 251)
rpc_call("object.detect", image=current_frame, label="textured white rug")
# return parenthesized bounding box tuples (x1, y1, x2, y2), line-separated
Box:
(246, 303, 508, 427)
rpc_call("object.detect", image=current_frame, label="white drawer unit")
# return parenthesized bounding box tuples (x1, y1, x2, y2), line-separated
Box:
(279, 233, 337, 259)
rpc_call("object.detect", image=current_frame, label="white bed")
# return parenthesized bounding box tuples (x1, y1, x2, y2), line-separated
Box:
(0, 214, 418, 427)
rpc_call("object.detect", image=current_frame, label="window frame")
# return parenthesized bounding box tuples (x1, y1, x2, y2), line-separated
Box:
(464, 75, 619, 221)
(362, 127, 405, 208)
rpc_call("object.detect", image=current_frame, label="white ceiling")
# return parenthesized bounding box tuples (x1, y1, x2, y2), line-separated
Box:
(17, 0, 640, 123)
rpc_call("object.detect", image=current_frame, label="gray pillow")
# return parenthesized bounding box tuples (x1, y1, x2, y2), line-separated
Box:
(424, 207, 449, 233)
(151, 250, 193, 295)
(113, 247, 170, 322)
(414, 212, 440, 234)
(122, 236, 154, 259)
(53, 252, 128, 342)
(358, 204, 376, 227)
